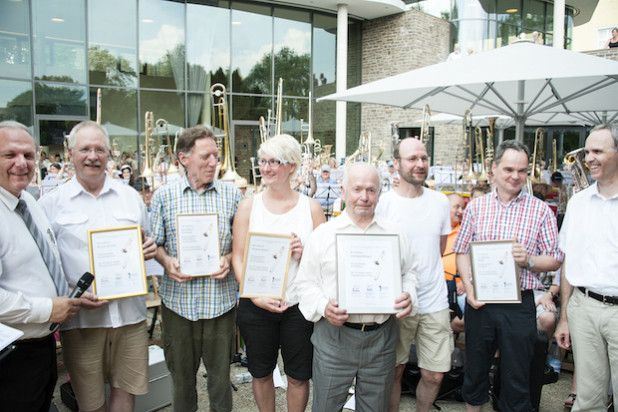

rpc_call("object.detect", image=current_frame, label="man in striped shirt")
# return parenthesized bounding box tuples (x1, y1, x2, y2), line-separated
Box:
(452, 140, 563, 412)
(152, 125, 243, 412)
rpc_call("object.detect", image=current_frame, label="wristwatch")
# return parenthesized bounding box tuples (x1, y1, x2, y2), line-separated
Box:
(527, 256, 535, 269)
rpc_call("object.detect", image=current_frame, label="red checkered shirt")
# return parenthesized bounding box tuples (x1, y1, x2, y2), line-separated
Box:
(452, 189, 564, 290)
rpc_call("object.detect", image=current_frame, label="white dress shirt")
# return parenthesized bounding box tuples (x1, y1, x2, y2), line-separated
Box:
(296, 210, 418, 324)
(39, 176, 150, 330)
(0, 187, 57, 339)
(560, 182, 618, 296)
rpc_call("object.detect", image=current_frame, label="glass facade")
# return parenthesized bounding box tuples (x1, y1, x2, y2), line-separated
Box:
(423, 0, 576, 53)
(0, 0, 356, 180)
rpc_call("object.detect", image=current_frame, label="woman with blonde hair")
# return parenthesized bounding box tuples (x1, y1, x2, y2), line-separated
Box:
(232, 134, 325, 412)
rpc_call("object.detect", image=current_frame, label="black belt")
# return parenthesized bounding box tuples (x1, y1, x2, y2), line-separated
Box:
(578, 287, 618, 305)
(343, 322, 383, 331)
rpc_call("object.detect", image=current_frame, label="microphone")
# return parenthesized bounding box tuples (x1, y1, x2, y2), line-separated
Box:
(50, 272, 95, 331)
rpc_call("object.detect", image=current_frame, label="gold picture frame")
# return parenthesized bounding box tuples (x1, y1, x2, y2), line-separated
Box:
(88, 225, 147, 300)
(239, 232, 292, 300)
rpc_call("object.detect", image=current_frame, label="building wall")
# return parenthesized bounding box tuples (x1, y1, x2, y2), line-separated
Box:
(572, 0, 618, 51)
(583, 48, 618, 61)
(360, 9, 459, 166)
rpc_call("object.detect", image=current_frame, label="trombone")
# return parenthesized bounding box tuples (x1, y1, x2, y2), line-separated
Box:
(420, 104, 431, 147)
(474, 126, 488, 182)
(155, 118, 179, 179)
(462, 109, 477, 182)
(141, 111, 155, 185)
(210, 83, 241, 183)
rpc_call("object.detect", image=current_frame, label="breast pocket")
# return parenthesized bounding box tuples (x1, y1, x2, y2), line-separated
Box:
(55, 213, 90, 251)
(111, 210, 141, 227)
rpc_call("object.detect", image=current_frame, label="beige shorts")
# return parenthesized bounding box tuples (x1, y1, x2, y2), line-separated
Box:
(395, 308, 453, 372)
(60, 321, 148, 411)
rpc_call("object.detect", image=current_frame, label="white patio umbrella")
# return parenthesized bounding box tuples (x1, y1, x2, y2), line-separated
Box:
(319, 40, 618, 141)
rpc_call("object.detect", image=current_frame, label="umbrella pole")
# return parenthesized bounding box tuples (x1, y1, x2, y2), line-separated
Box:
(516, 81, 525, 142)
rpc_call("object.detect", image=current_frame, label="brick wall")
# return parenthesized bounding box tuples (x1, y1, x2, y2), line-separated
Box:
(360, 9, 458, 166)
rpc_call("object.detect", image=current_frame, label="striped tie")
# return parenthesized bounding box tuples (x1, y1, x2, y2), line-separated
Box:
(16, 199, 70, 296)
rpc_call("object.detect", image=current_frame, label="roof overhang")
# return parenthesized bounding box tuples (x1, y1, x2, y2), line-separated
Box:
(254, 0, 407, 20)
(404, 0, 599, 26)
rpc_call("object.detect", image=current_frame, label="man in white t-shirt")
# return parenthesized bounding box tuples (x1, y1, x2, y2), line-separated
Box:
(376, 138, 453, 412)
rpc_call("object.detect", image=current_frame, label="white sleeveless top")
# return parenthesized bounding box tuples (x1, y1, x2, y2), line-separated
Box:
(249, 192, 314, 305)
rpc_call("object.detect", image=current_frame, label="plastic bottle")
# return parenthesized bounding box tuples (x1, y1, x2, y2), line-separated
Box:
(547, 340, 562, 375)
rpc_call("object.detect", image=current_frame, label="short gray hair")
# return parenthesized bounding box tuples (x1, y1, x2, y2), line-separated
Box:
(590, 123, 618, 150)
(0, 120, 37, 149)
(68, 121, 110, 150)
(258, 134, 302, 175)
(342, 162, 381, 194)
(494, 139, 530, 164)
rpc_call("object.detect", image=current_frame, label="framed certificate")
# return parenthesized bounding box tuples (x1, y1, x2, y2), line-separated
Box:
(239, 232, 292, 299)
(336, 233, 402, 314)
(176, 213, 220, 277)
(469, 240, 521, 303)
(88, 225, 147, 300)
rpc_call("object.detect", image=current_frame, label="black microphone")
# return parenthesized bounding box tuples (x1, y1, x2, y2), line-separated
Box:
(50, 272, 95, 331)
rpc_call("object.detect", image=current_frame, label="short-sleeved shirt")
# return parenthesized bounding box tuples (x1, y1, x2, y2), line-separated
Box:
(452, 188, 563, 290)
(151, 176, 243, 320)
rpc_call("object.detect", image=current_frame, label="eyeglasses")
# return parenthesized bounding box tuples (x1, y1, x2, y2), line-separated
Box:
(77, 147, 107, 155)
(400, 156, 429, 164)
(257, 158, 288, 168)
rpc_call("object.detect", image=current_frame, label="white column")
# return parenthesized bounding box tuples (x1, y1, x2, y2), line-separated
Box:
(336, 3, 348, 163)
(553, 0, 565, 49)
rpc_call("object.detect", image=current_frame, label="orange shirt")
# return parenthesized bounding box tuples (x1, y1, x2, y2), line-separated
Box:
(443, 224, 460, 282)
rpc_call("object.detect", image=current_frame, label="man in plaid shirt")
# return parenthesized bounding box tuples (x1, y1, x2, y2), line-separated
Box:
(152, 125, 243, 412)
(452, 140, 563, 412)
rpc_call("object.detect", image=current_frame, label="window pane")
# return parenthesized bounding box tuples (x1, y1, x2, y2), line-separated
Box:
(32, 0, 87, 83)
(313, 14, 336, 98)
(231, 3, 272, 94)
(139, 0, 185, 90)
(522, 0, 545, 32)
(232, 94, 271, 121)
(187, 4, 230, 91)
(140, 90, 184, 129)
(313, 100, 335, 154)
(274, 8, 311, 97)
(187, 92, 210, 126)
(279, 97, 308, 138)
(91, 88, 138, 159)
(35, 82, 88, 116)
(0, 0, 31, 80)
(88, 0, 138, 88)
(0, 79, 33, 125)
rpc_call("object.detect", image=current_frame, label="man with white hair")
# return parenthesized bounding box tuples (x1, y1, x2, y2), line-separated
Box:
(297, 162, 418, 411)
(40, 120, 156, 412)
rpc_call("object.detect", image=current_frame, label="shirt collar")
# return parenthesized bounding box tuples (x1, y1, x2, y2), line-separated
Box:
(334, 210, 386, 232)
(491, 186, 526, 206)
(0, 185, 20, 211)
(589, 181, 618, 200)
(67, 175, 118, 199)
(181, 175, 218, 194)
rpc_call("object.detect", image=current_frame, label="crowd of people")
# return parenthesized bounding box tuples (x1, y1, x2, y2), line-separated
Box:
(1, 118, 617, 412)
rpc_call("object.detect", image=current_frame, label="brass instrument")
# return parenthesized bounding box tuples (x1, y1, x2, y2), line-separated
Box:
(486, 117, 496, 168)
(549, 139, 558, 173)
(344, 132, 371, 167)
(96, 88, 102, 124)
(462, 109, 476, 182)
(112, 138, 121, 165)
(155, 118, 179, 176)
(63, 133, 70, 164)
(564, 148, 590, 193)
(390, 121, 400, 157)
(526, 127, 545, 194)
(141, 111, 155, 180)
(275, 78, 283, 136)
(474, 126, 488, 182)
(420, 104, 431, 147)
(210, 83, 241, 183)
